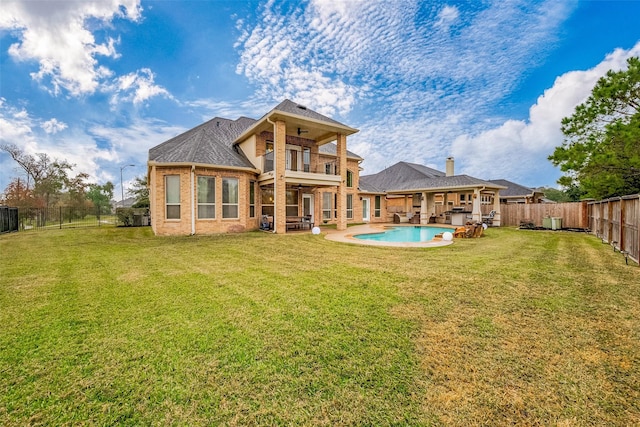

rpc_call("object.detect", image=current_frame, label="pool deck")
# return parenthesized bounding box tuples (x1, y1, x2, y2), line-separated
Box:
(323, 223, 456, 248)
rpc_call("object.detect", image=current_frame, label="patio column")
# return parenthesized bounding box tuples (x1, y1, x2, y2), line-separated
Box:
(492, 190, 501, 226)
(472, 189, 482, 223)
(336, 133, 347, 231)
(274, 119, 287, 234)
(420, 191, 428, 224)
(427, 192, 436, 222)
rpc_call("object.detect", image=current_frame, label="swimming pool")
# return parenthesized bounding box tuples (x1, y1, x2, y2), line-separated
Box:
(353, 226, 453, 243)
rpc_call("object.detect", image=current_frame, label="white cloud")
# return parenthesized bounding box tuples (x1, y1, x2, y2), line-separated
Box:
(434, 5, 460, 31)
(41, 118, 68, 134)
(109, 68, 173, 107)
(0, 0, 142, 96)
(235, 0, 577, 185)
(0, 98, 182, 191)
(451, 42, 640, 185)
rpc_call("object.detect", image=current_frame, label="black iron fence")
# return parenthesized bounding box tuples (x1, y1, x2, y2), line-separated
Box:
(13, 206, 117, 231)
(1, 206, 19, 234)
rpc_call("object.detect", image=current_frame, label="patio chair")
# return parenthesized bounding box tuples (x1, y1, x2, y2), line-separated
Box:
(482, 210, 496, 226)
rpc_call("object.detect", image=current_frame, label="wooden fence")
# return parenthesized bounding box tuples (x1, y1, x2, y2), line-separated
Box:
(587, 195, 640, 265)
(498, 197, 639, 264)
(499, 202, 588, 229)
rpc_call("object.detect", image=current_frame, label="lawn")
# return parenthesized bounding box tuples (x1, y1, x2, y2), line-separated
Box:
(1, 227, 639, 426)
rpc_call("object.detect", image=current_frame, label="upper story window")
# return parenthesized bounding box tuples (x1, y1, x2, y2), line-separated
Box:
(346, 170, 353, 188)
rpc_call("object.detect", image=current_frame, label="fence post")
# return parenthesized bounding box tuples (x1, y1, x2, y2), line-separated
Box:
(620, 199, 626, 251)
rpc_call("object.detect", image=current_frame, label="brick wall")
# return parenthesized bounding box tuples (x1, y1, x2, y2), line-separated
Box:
(150, 165, 259, 236)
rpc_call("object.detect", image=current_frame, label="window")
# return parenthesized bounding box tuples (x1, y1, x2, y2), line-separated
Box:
(261, 187, 274, 216)
(374, 196, 381, 218)
(286, 189, 299, 216)
(303, 148, 310, 172)
(165, 175, 180, 219)
(334, 193, 338, 218)
(197, 176, 215, 219)
(325, 162, 335, 175)
(249, 181, 256, 218)
(222, 178, 239, 218)
(346, 194, 353, 219)
(346, 170, 353, 188)
(460, 194, 466, 203)
(286, 148, 299, 171)
(322, 192, 332, 220)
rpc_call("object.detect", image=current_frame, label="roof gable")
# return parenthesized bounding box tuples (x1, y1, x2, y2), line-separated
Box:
(271, 99, 349, 128)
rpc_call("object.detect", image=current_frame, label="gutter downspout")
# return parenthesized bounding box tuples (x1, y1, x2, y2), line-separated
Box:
(191, 165, 195, 235)
(266, 115, 277, 233)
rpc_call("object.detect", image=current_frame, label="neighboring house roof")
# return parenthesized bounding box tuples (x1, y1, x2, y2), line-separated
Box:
(489, 179, 540, 198)
(359, 161, 445, 192)
(148, 117, 258, 169)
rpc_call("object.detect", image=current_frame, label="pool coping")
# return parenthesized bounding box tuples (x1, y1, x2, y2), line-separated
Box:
(323, 223, 456, 248)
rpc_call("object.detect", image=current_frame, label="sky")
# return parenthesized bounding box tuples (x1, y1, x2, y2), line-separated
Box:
(1, 0, 640, 201)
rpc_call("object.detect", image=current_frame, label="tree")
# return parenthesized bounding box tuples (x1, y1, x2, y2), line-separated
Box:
(2, 178, 35, 208)
(0, 144, 73, 208)
(128, 176, 149, 208)
(549, 57, 640, 199)
(87, 182, 115, 216)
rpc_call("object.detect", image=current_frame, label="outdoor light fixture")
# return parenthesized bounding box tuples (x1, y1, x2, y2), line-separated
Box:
(297, 127, 308, 135)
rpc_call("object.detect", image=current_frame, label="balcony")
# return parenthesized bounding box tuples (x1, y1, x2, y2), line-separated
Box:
(258, 150, 341, 187)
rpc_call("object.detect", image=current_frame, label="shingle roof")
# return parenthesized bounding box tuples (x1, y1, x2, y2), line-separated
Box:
(149, 117, 257, 168)
(149, 100, 361, 168)
(271, 99, 349, 127)
(391, 174, 501, 192)
(318, 142, 363, 160)
(488, 179, 536, 197)
(359, 161, 445, 192)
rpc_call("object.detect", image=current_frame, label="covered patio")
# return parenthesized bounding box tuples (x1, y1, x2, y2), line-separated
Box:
(385, 175, 507, 227)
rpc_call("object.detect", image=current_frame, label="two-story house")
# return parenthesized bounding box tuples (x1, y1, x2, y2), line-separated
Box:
(147, 100, 373, 235)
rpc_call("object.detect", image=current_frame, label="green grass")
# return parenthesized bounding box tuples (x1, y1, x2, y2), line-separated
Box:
(1, 227, 639, 426)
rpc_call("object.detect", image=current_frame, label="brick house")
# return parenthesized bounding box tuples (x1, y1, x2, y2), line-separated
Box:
(147, 100, 385, 235)
(147, 100, 513, 236)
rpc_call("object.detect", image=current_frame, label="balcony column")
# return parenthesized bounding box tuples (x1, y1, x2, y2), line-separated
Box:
(274, 119, 287, 233)
(336, 133, 347, 231)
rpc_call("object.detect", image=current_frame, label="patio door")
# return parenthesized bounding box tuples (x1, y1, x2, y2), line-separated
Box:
(362, 197, 370, 222)
(303, 194, 314, 223)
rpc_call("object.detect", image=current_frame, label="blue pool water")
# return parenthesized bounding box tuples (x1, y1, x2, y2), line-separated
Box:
(354, 226, 452, 243)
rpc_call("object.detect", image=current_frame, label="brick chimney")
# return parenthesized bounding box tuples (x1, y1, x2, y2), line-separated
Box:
(446, 157, 454, 177)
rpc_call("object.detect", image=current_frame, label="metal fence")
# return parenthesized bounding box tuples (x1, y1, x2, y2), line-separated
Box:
(14, 206, 117, 231)
(1, 206, 19, 234)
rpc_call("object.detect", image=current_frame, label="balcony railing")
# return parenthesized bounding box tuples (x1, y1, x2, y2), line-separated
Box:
(261, 151, 338, 175)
